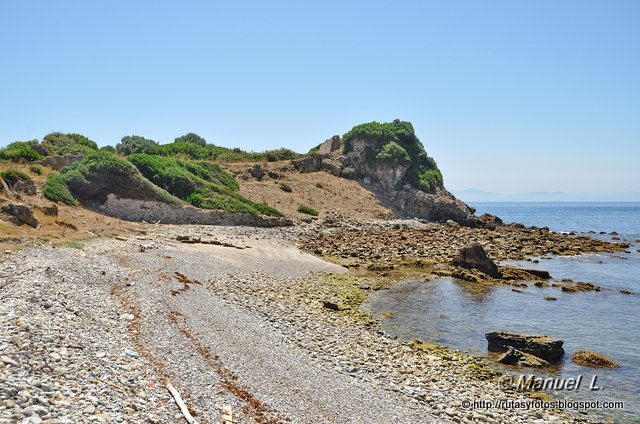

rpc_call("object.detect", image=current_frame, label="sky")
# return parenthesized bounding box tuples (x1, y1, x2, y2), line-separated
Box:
(1, 1, 639, 198)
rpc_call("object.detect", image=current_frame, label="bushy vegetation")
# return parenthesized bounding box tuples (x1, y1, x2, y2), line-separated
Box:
(116, 135, 158, 155)
(297, 204, 318, 216)
(41, 132, 99, 156)
(0, 140, 43, 161)
(342, 120, 443, 191)
(375, 141, 410, 163)
(128, 154, 281, 216)
(44, 152, 179, 205)
(43, 172, 77, 205)
(0, 169, 31, 185)
(174, 133, 207, 146)
(29, 165, 43, 175)
(100, 145, 116, 153)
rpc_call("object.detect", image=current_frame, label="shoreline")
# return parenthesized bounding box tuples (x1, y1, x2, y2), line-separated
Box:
(2, 220, 623, 423)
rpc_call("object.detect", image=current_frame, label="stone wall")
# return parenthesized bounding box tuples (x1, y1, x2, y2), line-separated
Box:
(101, 194, 292, 227)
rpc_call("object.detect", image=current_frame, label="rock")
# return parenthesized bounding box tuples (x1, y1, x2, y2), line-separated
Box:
(523, 269, 551, 279)
(320, 159, 342, 176)
(12, 179, 37, 195)
(446, 220, 460, 228)
(498, 347, 549, 367)
(317, 135, 341, 156)
(1, 203, 39, 228)
(485, 331, 564, 362)
(292, 155, 323, 173)
(249, 164, 266, 180)
(544, 296, 557, 301)
(36, 155, 83, 171)
(452, 244, 502, 278)
(571, 349, 619, 368)
(279, 183, 292, 193)
(322, 300, 346, 311)
(36, 204, 58, 217)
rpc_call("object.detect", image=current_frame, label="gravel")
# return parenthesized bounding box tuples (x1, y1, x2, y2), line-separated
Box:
(0, 223, 591, 423)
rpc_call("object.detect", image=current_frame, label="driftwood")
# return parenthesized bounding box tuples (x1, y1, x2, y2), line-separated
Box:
(167, 383, 198, 424)
(221, 404, 234, 424)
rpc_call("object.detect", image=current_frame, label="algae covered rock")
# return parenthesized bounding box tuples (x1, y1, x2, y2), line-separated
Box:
(571, 349, 619, 368)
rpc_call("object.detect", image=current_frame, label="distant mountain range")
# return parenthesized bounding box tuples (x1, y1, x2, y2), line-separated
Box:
(451, 189, 640, 203)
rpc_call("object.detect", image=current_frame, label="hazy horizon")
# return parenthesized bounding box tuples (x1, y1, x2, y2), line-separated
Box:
(1, 1, 638, 196)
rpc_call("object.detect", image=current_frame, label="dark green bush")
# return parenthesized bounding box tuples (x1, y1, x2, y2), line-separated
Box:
(376, 141, 410, 163)
(174, 133, 207, 146)
(0, 170, 31, 185)
(342, 120, 443, 192)
(297, 204, 318, 216)
(0, 140, 43, 161)
(42, 132, 99, 156)
(29, 165, 44, 175)
(116, 135, 158, 155)
(100, 145, 116, 153)
(43, 172, 76, 205)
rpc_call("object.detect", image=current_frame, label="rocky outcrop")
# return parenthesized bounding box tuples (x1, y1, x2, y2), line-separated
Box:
(486, 331, 564, 362)
(36, 155, 83, 171)
(12, 179, 37, 196)
(497, 347, 549, 367)
(102, 194, 292, 227)
(571, 349, 619, 368)
(317, 135, 341, 156)
(452, 244, 502, 278)
(1, 203, 39, 228)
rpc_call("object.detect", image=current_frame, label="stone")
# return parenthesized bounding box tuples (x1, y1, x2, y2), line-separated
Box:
(1, 203, 39, 228)
(317, 135, 341, 156)
(452, 244, 502, 278)
(249, 164, 266, 180)
(322, 300, 346, 311)
(486, 331, 564, 362)
(292, 155, 323, 173)
(36, 155, 83, 170)
(497, 347, 549, 367)
(36, 204, 58, 217)
(12, 179, 37, 195)
(571, 349, 619, 368)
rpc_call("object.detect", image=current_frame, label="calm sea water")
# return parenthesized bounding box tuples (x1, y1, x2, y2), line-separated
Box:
(364, 203, 640, 421)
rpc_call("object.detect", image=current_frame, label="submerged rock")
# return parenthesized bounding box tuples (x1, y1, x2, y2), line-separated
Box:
(497, 347, 549, 367)
(571, 349, 619, 368)
(486, 331, 564, 362)
(452, 244, 502, 278)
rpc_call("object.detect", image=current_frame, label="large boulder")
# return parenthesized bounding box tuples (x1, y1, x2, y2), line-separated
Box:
(36, 155, 83, 171)
(317, 135, 341, 156)
(292, 155, 323, 173)
(12, 179, 37, 196)
(452, 244, 502, 278)
(497, 347, 549, 367)
(1, 203, 39, 228)
(486, 331, 564, 362)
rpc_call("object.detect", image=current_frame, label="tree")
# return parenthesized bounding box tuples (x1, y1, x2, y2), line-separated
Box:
(174, 133, 207, 146)
(116, 135, 158, 155)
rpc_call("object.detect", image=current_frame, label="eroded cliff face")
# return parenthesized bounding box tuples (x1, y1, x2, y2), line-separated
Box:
(293, 135, 482, 226)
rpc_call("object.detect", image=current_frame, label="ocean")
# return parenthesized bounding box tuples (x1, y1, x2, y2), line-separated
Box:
(364, 202, 640, 421)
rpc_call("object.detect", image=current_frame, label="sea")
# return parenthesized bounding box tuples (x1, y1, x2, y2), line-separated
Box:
(363, 202, 640, 422)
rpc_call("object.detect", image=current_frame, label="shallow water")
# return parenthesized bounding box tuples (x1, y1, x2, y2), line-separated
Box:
(363, 203, 640, 421)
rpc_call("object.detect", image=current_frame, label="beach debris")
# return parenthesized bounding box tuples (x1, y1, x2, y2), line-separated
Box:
(167, 383, 199, 424)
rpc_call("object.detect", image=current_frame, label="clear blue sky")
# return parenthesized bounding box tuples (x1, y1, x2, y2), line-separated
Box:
(1, 1, 638, 196)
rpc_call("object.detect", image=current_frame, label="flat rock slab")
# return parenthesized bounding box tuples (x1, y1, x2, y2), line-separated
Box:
(486, 331, 564, 362)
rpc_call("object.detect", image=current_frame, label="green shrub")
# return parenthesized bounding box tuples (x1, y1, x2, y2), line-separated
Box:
(128, 154, 281, 216)
(0, 140, 43, 161)
(43, 172, 76, 205)
(376, 141, 410, 163)
(174, 133, 207, 146)
(116, 135, 158, 155)
(342, 120, 443, 192)
(0, 170, 31, 185)
(100, 145, 116, 153)
(297, 204, 318, 216)
(41, 132, 99, 156)
(29, 165, 43, 175)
